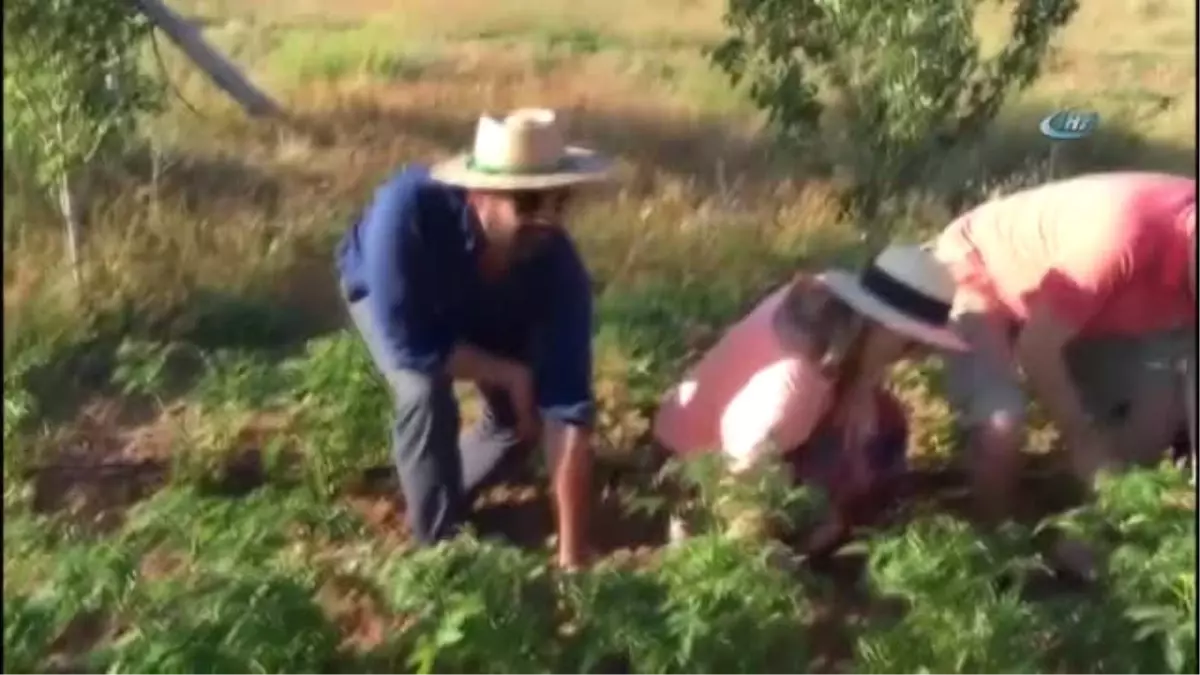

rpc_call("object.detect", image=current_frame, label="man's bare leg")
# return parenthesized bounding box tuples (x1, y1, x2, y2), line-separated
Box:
(944, 309, 1028, 526)
(1069, 330, 1193, 470)
(968, 412, 1026, 525)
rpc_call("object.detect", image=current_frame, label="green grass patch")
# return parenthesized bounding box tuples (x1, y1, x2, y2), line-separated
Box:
(264, 23, 444, 82)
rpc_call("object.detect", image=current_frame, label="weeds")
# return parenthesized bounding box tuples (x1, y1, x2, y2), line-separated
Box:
(3, 345, 46, 489)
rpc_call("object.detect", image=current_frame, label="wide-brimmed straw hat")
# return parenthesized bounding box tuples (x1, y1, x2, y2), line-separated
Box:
(818, 244, 966, 352)
(430, 108, 612, 191)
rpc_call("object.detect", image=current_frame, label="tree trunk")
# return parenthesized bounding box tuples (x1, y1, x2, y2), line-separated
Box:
(57, 171, 83, 290)
(130, 0, 285, 118)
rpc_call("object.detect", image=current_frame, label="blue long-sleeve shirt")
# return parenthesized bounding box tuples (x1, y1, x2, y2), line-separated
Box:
(336, 166, 595, 427)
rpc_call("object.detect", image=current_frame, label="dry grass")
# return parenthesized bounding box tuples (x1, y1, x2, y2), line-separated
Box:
(4, 0, 1195, 373)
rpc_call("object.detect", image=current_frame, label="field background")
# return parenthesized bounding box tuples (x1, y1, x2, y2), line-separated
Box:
(3, 0, 1196, 672)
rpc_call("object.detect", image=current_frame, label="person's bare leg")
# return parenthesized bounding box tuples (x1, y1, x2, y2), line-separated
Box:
(1108, 353, 1185, 468)
(1111, 386, 1183, 468)
(945, 306, 1030, 525)
(1070, 331, 1192, 470)
(968, 412, 1026, 524)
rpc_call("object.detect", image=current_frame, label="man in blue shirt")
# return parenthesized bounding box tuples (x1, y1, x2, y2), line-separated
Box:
(335, 109, 612, 569)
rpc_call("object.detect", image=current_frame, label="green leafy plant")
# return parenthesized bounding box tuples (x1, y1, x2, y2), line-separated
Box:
(1046, 467, 1197, 673)
(651, 535, 814, 672)
(3, 593, 60, 674)
(284, 332, 392, 498)
(112, 339, 181, 401)
(853, 515, 1053, 673)
(4, 0, 162, 286)
(2, 539, 139, 672)
(119, 485, 368, 570)
(557, 560, 673, 672)
(375, 536, 564, 673)
(3, 345, 49, 495)
(191, 349, 297, 410)
(665, 453, 826, 540)
(113, 339, 297, 410)
(889, 357, 958, 464)
(710, 0, 1079, 228)
(568, 534, 813, 673)
(597, 281, 751, 387)
(96, 571, 342, 674)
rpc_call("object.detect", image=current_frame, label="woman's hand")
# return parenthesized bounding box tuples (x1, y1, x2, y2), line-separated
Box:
(804, 511, 850, 556)
(839, 390, 879, 496)
(827, 452, 872, 510)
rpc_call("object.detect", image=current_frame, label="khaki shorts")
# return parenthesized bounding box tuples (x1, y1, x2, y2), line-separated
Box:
(945, 326, 1197, 452)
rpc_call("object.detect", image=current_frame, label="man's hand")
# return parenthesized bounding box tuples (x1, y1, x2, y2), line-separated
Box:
(446, 344, 541, 442)
(504, 365, 541, 444)
(825, 449, 872, 514)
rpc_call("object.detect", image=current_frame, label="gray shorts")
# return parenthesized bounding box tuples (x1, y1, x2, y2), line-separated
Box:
(945, 326, 1196, 451)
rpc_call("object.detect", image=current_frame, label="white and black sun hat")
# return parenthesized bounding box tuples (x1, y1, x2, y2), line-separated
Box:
(818, 244, 967, 352)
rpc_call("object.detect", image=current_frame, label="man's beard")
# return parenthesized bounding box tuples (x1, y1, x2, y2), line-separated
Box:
(511, 224, 558, 261)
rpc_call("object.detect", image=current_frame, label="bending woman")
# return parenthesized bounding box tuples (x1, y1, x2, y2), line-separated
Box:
(653, 245, 966, 553)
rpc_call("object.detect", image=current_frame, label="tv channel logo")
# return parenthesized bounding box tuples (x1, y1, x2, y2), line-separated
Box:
(1038, 110, 1100, 140)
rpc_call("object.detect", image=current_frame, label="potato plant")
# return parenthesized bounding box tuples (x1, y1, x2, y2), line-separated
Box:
(118, 485, 368, 569)
(373, 536, 565, 673)
(5, 299, 1196, 675)
(852, 516, 1054, 673)
(1046, 467, 1197, 673)
(110, 339, 298, 483)
(590, 335, 655, 465)
(664, 452, 827, 540)
(622, 535, 814, 673)
(284, 333, 393, 498)
(558, 559, 673, 672)
(94, 572, 343, 674)
(562, 533, 815, 673)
